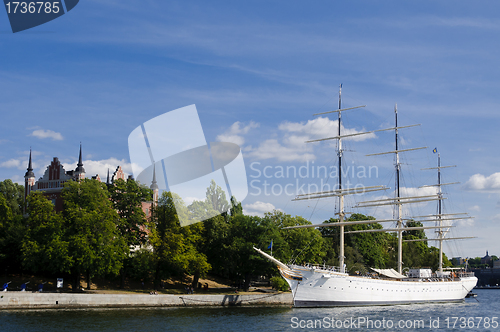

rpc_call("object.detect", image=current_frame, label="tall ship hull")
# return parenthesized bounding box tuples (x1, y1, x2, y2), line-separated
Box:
(255, 248, 477, 307)
(282, 265, 477, 307)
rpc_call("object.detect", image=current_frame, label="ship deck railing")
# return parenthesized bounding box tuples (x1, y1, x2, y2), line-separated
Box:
(290, 264, 476, 281)
(293, 263, 341, 272)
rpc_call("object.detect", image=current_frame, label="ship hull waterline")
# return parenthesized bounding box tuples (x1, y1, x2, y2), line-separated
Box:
(280, 266, 478, 308)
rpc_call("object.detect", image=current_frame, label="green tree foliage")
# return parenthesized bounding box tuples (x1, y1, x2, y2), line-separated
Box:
(0, 193, 12, 222)
(321, 214, 389, 270)
(109, 178, 151, 248)
(467, 257, 485, 268)
(196, 213, 229, 280)
(21, 192, 72, 275)
(263, 211, 325, 266)
(225, 214, 269, 289)
(270, 275, 289, 291)
(128, 248, 155, 283)
(402, 221, 429, 268)
(62, 179, 128, 289)
(0, 194, 25, 273)
(346, 214, 389, 268)
(0, 179, 24, 216)
(188, 200, 218, 222)
(108, 178, 152, 288)
(149, 192, 210, 289)
(230, 196, 243, 216)
(205, 180, 229, 215)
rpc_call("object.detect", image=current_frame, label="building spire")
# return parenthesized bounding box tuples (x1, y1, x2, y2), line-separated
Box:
(150, 165, 159, 190)
(75, 143, 85, 179)
(78, 143, 83, 166)
(25, 148, 35, 178)
(150, 164, 159, 203)
(106, 168, 110, 185)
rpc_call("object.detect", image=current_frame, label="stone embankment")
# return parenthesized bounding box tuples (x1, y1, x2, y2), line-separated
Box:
(0, 292, 293, 309)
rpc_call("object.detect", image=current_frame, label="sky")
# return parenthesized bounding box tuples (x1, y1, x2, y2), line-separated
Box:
(1, 0, 499, 259)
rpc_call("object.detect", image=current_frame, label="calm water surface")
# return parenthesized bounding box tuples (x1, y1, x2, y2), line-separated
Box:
(1, 289, 498, 331)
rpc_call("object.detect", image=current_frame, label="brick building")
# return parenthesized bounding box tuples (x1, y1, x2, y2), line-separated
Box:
(24, 145, 159, 215)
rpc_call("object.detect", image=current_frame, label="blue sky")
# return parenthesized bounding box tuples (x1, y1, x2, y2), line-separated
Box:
(1, 0, 500, 258)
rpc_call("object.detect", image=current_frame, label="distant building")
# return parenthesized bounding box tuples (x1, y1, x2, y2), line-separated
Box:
(24, 144, 87, 212)
(24, 145, 159, 215)
(481, 251, 492, 266)
(451, 257, 465, 266)
(494, 260, 500, 269)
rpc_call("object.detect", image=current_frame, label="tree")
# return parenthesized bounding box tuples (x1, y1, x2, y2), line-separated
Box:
(0, 179, 24, 216)
(261, 211, 326, 266)
(21, 192, 71, 275)
(230, 196, 243, 216)
(0, 194, 25, 273)
(62, 179, 127, 290)
(224, 214, 269, 290)
(197, 213, 229, 278)
(108, 178, 152, 288)
(205, 180, 229, 215)
(345, 214, 389, 269)
(402, 221, 430, 268)
(149, 192, 210, 289)
(0, 193, 12, 223)
(320, 214, 390, 270)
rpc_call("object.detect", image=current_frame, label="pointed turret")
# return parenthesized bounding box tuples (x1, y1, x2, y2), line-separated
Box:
(24, 148, 36, 209)
(150, 165, 159, 203)
(106, 168, 110, 185)
(74, 143, 85, 180)
(24, 148, 35, 178)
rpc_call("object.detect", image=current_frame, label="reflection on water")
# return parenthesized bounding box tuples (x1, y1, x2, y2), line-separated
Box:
(0, 290, 496, 332)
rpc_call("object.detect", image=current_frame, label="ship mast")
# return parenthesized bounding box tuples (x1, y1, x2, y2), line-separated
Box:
(288, 86, 389, 274)
(286, 98, 474, 277)
(394, 105, 404, 274)
(437, 153, 443, 273)
(360, 104, 432, 274)
(337, 85, 346, 273)
(419, 152, 474, 274)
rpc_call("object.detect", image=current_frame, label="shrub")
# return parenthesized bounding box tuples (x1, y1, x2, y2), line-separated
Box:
(270, 276, 289, 291)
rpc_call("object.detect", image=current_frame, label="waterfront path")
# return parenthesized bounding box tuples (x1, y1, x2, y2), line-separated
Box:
(0, 292, 293, 309)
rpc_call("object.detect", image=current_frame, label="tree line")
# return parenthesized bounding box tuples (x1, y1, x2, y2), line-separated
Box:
(0, 178, 453, 291)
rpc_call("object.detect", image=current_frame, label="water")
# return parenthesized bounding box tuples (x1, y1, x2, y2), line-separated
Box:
(0, 289, 497, 331)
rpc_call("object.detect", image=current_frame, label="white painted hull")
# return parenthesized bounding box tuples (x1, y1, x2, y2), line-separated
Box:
(281, 266, 478, 307)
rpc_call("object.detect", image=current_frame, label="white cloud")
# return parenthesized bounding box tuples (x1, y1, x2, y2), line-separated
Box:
(278, 117, 375, 142)
(243, 201, 282, 217)
(216, 121, 259, 146)
(463, 172, 500, 191)
(247, 139, 316, 162)
(455, 217, 475, 228)
(400, 186, 438, 197)
(247, 117, 375, 162)
(469, 205, 481, 212)
(0, 159, 22, 168)
(30, 129, 64, 141)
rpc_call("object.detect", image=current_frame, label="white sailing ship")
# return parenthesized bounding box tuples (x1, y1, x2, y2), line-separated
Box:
(255, 86, 477, 307)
